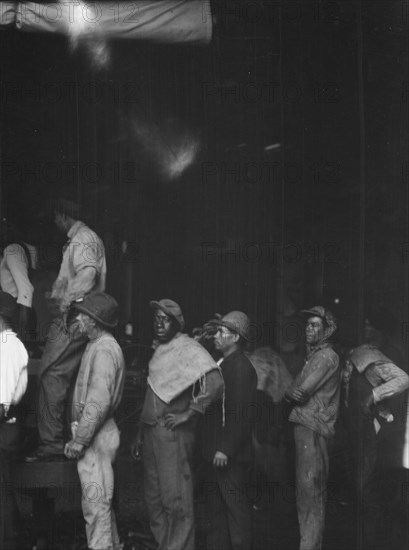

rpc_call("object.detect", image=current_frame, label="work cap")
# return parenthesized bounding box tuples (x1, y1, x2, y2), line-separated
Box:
(300, 306, 338, 338)
(215, 310, 251, 341)
(0, 291, 17, 320)
(73, 291, 119, 328)
(149, 299, 185, 331)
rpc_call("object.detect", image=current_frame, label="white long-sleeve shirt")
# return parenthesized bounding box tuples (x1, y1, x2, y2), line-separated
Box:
(0, 243, 38, 307)
(0, 329, 28, 410)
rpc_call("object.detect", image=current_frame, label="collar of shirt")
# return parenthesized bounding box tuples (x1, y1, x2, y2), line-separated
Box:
(305, 341, 332, 361)
(67, 221, 85, 241)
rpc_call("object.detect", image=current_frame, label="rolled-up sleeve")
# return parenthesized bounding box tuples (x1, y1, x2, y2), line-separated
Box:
(4, 245, 33, 307)
(371, 363, 409, 403)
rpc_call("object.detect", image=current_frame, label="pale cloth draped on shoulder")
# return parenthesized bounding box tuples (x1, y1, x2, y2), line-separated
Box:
(148, 333, 218, 404)
(349, 344, 395, 373)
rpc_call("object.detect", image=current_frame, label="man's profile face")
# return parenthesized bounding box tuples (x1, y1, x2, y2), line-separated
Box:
(76, 312, 95, 335)
(153, 310, 178, 343)
(305, 316, 325, 345)
(213, 325, 237, 353)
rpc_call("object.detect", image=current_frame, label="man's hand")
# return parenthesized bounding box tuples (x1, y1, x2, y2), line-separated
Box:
(131, 431, 144, 461)
(285, 386, 309, 404)
(164, 411, 193, 430)
(64, 440, 85, 460)
(213, 451, 228, 468)
(45, 292, 61, 317)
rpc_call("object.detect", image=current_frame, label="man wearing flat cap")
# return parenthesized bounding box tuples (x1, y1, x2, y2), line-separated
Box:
(0, 292, 28, 548)
(131, 299, 224, 550)
(27, 198, 107, 461)
(64, 291, 125, 550)
(201, 310, 257, 550)
(285, 306, 341, 550)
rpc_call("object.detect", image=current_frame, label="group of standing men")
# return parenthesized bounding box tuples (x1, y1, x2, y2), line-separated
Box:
(1, 198, 408, 550)
(132, 301, 409, 550)
(0, 198, 124, 550)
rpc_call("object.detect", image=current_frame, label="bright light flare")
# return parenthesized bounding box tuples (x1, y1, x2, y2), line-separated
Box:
(64, 0, 110, 69)
(131, 117, 200, 181)
(167, 140, 199, 180)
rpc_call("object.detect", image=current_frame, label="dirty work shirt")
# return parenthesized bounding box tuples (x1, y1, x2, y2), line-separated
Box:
(289, 343, 341, 438)
(289, 343, 341, 550)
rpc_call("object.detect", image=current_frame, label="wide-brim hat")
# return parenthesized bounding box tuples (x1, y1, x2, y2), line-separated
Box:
(73, 291, 119, 328)
(149, 299, 185, 331)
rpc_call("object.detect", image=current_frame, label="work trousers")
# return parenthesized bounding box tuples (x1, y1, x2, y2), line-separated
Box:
(37, 316, 87, 453)
(77, 418, 122, 550)
(143, 423, 195, 550)
(203, 460, 253, 550)
(294, 424, 329, 550)
(353, 418, 385, 549)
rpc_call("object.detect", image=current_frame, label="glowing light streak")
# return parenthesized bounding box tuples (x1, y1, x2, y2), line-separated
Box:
(64, 0, 110, 69)
(131, 117, 199, 181)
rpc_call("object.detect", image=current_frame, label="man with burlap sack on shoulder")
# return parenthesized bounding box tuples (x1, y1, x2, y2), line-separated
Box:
(131, 299, 224, 550)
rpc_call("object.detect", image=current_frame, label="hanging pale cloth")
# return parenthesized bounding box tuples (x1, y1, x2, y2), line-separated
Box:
(148, 332, 218, 404)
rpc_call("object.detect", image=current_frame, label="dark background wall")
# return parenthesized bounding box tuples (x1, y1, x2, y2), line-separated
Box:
(0, 0, 408, 364)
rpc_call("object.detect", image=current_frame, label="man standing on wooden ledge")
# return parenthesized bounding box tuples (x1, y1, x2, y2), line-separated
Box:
(26, 198, 106, 462)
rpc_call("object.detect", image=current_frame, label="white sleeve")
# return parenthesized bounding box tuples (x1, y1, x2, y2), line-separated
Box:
(4, 244, 34, 307)
(0, 333, 29, 406)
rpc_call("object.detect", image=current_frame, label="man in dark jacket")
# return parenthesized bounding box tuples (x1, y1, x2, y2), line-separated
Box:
(201, 310, 257, 550)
